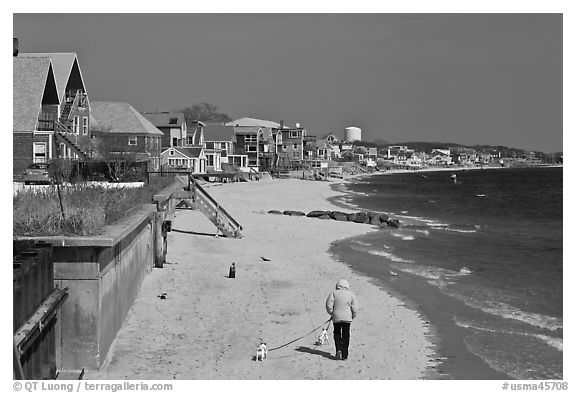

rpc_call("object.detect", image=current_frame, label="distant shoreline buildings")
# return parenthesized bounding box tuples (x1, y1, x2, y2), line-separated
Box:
(12, 38, 562, 182)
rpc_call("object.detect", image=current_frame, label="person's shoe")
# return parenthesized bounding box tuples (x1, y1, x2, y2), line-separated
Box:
(335, 351, 342, 360)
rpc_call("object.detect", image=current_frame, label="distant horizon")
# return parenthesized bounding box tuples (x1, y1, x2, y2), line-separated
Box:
(13, 13, 563, 153)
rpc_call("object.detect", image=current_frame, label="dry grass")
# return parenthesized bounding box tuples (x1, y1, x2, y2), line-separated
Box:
(13, 176, 176, 237)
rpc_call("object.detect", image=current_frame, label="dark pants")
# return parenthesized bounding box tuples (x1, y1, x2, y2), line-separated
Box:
(333, 322, 351, 359)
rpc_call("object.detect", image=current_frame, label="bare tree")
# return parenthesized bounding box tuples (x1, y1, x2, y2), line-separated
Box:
(181, 102, 232, 124)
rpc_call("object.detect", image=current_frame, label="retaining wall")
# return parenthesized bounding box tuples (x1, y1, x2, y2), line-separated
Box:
(14, 204, 164, 371)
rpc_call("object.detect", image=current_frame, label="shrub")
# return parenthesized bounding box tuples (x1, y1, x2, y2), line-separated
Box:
(13, 176, 177, 237)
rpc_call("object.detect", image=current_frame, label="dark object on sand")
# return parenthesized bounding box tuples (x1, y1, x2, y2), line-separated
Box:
(229, 263, 236, 278)
(283, 210, 306, 216)
(330, 211, 349, 221)
(351, 212, 370, 224)
(307, 210, 331, 218)
(367, 211, 383, 225)
(158, 292, 168, 300)
(260, 256, 271, 261)
(387, 219, 400, 228)
(268, 210, 283, 214)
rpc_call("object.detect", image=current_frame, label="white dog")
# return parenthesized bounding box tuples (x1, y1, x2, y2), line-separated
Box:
(256, 343, 268, 362)
(316, 328, 329, 346)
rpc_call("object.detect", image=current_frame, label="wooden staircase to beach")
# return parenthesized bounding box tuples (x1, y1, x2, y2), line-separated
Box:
(173, 175, 243, 238)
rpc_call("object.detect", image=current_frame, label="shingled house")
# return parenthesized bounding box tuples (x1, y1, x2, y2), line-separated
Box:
(13, 55, 60, 180)
(160, 146, 206, 174)
(141, 111, 187, 148)
(90, 102, 164, 171)
(19, 52, 92, 160)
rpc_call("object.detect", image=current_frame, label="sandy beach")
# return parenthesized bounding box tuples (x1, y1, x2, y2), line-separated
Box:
(85, 176, 434, 380)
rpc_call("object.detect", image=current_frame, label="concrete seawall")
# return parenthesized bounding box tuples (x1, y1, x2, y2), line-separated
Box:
(14, 204, 163, 372)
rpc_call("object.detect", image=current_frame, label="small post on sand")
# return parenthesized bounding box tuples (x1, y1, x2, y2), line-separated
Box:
(228, 263, 236, 278)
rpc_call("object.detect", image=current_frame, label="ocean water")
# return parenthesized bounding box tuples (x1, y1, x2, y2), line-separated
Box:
(329, 167, 563, 380)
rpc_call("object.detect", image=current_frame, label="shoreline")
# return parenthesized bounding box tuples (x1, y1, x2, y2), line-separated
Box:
(85, 176, 435, 380)
(326, 170, 557, 379)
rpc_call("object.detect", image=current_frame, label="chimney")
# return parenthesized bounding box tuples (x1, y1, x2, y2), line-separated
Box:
(13, 38, 19, 57)
(279, 120, 284, 129)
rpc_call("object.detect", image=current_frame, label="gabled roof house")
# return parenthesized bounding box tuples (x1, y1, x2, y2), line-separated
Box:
(161, 146, 206, 174)
(13, 56, 60, 180)
(19, 52, 92, 158)
(90, 101, 164, 170)
(141, 111, 187, 148)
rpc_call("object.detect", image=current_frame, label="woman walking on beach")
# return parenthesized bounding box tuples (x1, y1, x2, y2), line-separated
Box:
(326, 279, 358, 360)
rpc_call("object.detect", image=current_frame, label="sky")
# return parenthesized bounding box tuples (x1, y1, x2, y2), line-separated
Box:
(12, 13, 563, 152)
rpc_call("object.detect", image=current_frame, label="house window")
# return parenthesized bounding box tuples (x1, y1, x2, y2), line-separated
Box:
(172, 137, 178, 147)
(245, 135, 257, 143)
(33, 142, 47, 163)
(187, 136, 194, 145)
(282, 145, 287, 151)
(82, 117, 88, 135)
(214, 142, 221, 150)
(128, 136, 137, 146)
(246, 145, 257, 152)
(169, 150, 175, 156)
(73, 116, 79, 134)
(293, 144, 298, 150)
(290, 131, 299, 138)
(293, 152, 300, 158)
(156, 138, 159, 149)
(169, 117, 178, 125)
(207, 155, 214, 166)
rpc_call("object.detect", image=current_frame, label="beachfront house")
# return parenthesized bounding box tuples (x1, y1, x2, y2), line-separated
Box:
(19, 50, 93, 162)
(324, 134, 342, 159)
(90, 101, 164, 171)
(452, 147, 478, 166)
(141, 111, 187, 148)
(161, 146, 206, 173)
(200, 125, 237, 172)
(302, 134, 331, 170)
(365, 147, 378, 166)
(428, 149, 452, 166)
(227, 118, 276, 171)
(184, 121, 206, 147)
(13, 53, 60, 180)
(275, 122, 305, 169)
(226, 117, 306, 170)
(231, 126, 274, 170)
(340, 140, 353, 153)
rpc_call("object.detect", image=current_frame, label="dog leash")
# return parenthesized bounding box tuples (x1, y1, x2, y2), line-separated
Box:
(268, 318, 332, 352)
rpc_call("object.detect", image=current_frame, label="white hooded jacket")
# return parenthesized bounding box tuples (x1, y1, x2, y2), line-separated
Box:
(325, 279, 359, 323)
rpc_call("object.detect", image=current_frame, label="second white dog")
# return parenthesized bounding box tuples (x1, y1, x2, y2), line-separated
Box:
(316, 328, 329, 346)
(256, 343, 268, 362)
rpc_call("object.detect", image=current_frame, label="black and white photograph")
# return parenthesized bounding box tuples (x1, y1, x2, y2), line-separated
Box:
(9, 4, 568, 389)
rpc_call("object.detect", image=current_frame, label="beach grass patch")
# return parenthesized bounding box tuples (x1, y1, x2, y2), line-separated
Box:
(14, 176, 176, 237)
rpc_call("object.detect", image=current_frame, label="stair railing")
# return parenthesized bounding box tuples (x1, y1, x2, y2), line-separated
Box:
(189, 175, 242, 233)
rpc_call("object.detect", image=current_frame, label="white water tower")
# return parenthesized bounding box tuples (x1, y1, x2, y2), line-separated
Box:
(345, 126, 362, 142)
